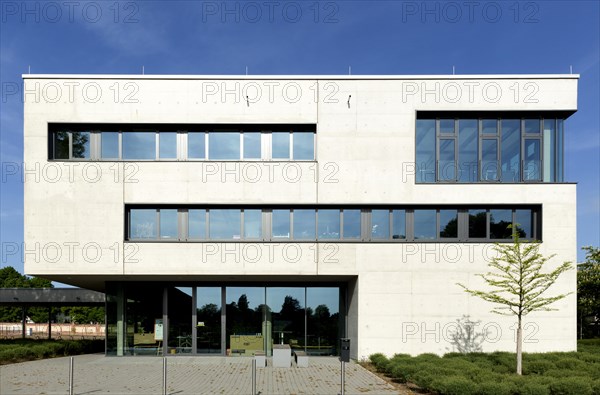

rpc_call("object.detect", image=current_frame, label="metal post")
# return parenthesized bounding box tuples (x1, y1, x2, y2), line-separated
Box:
(340, 360, 345, 395)
(68, 356, 74, 395)
(251, 358, 256, 395)
(48, 307, 52, 340)
(163, 357, 167, 395)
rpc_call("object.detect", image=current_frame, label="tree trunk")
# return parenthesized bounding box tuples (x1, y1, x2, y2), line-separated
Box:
(516, 317, 522, 375)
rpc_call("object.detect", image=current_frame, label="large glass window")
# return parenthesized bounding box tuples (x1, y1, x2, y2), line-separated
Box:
(160, 209, 178, 239)
(543, 119, 556, 182)
(439, 119, 455, 134)
(168, 287, 193, 354)
(293, 133, 315, 160)
(458, 120, 478, 182)
(197, 287, 222, 354)
(123, 132, 156, 160)
(416, 120, 436, 182)
(490, 209, 512, 239)
(524, 119, 541, 134)
(272, 210, 291, 239)
(159, 133, 177, 159)
(439, 209, 458, 238)
(71, 131, 91, 159)
(481, 139, 499, 181)
(101, 132, 119, 159)
(501, 120, 521, 182)
(53, 131, 70, 159)
(188, 132, 206, 159)
(244, 209, 262, 239)
(438, 139, 456, 181)
(318, 210, 340, 240)
(293, 209, 316, 240)
(209, 209, 241, 239)
(272, 132, 290, 159)
(342, 210, 361, 239)
(209, 132, 240, 160)
(188, 209, 206, 239)
(243, 133, 261, 159)
(392, 210, 406, 239)
(414, 209, 436, 240)
(482, 119, 498, 135)
(469, 209, 487, 238)
(371, 209, 389, 239)
(515, 209, 533, 239)
(130, 209, 157, 239)
(524, 139, 541, 181)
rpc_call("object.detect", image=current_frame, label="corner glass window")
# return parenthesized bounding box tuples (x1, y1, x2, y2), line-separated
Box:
(188, 132, 206, 159)
(53, 132, 70, 159)
(293, 209, 316, 240)
(209, 209, 241, 239)
(318, 210, 340, 240)
(469, 209, 487, 238)
(439, 210, 458, 238)
(490, 209, 512, 239)
(243, 133, 261, 159)
(209, 132, 240, 160)
(500, 120, 521, 182)
(123, 131, 156, 160)
(101, 132, 119, 159)
(188, 209, 206, 239)
(371, 210, 389, 239)
(458, 120, 478, 183)
(293, 133, 314, 160)
(272, 132, 290, 159)
(416, 120, 436, 182)
(524, 139, 541, 181)
(414, 209, 436, 240)
(71, 131, 91, 159)
(159, 133, 177, 159)
(159, 209, 178, 239)
(272, 210, 291, 239)
(130, 209, 157, 239)
(342, 210, 361, 239)
(244, 209, 262, 239)
(392, 210, 406, 239)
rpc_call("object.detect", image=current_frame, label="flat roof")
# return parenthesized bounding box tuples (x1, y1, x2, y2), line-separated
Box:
(22, 74, 580, 80)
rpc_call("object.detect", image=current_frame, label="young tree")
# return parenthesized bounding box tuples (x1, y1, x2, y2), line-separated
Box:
(577, 246, 600, 338)
(457, 228, 573, 375)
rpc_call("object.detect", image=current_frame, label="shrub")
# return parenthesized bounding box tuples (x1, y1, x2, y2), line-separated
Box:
(591, 380, 600, 395)
(430, 376, 478, 395)
(523, 360, 556, 375)
(518, 381, 551, 395)
(548, 377, 593, 395)
(369, 353, 389, 372)
(478, 381, 516, 395)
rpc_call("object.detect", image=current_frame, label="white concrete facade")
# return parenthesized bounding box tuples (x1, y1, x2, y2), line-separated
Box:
(23, 75, 578, 358)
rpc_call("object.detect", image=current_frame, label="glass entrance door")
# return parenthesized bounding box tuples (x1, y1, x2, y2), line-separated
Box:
(196, 287, 222, 354)
(266, 287, 305, 355)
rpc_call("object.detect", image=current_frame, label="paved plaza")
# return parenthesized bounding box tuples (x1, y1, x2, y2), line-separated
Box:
(0, 354, 403, 395)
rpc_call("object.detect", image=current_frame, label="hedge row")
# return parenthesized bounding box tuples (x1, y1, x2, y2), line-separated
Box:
(369, 340, 600, 395)
(0, 339, 104, 364)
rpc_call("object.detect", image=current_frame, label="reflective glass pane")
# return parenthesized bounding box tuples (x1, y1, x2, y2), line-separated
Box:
(159, 133, 177, 159)
(293, 133, 314, 160)
(469, 209, 487, 238)
(101, 132, 119, 159)
(123, 132, 156, 160)
(272, 210, 290, 239)
(168, 287, 193, 354)
(515, 209, 533, 239)
(371, 210, 389, 239)
(293, 209, 315, 240)
(160, 209, 178, 239)
(481, 139, 498, 180)
(438, 139, 456, 181)
(524, 139, 541, 181)
(72, 131, 91, 159)
(54, 131, 70, 159)
(209, 132, 240, 160)
(266, 287, 305, 354)
(272, 132, 290, 159)
(209, 209, 241, 239)
(188, 132, 206, 159)
(414, 210, 436, 240)
(416, 120, 435, 182)
(188, 209, 206, 239)
(557, 120, 564, 182)
(243, 133, 261, 159)
(439, 210, 458, 238)
(318, 210, 340, 240)
(130, 209, 157, 239)
(244, 209, 262, 239)
(392, 210, 406, 239)
(543, 119, 556, 182)
(196, 287, 221, 354)
(343, 210, 361, 239)
(482, 119, 497, 135)
(490, 209, 512, 239)
(226, 287, 265, 356)
(458, 120, 478, 182)
(501, 120, 521, 182)
(439, 119, 455, 134)
(306, 287, 340, 356)
(524, 119, 541, 134)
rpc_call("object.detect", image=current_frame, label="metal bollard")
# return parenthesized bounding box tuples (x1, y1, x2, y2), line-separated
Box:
(68, 356, 74, 395)
(163, 357, 167, 395)
(340, 360, 345, 395)
(251, 358, 257, 395)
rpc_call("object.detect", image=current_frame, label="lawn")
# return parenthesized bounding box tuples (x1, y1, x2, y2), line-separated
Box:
(368, 339, 600, 395)
(0, 338, 104, 365)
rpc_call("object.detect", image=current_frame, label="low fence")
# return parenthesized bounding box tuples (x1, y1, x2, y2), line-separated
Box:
(0, 323, 105, 339)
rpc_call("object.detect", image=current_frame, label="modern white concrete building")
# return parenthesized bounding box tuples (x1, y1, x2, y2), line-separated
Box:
(23, 74, 578, 358)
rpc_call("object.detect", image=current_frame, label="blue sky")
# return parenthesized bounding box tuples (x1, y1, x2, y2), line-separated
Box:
(1, 1, 599, 278)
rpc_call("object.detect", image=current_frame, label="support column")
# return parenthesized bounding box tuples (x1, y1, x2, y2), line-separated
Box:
(221, 286, 226, 356)
(162, 287, 168, 356)
(116, 285, 125, 356)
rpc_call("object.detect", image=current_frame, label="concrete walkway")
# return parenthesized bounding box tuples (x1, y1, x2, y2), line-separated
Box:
(0, 354, 401, 394)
